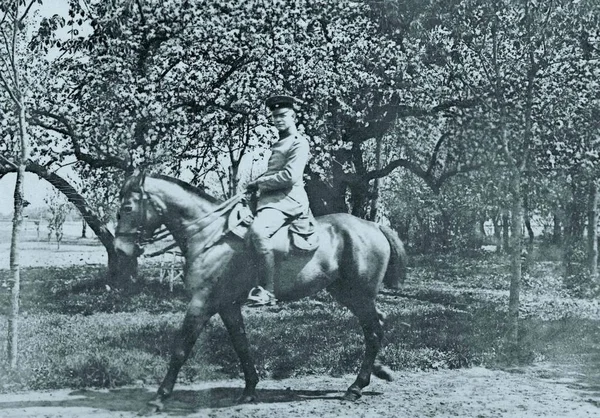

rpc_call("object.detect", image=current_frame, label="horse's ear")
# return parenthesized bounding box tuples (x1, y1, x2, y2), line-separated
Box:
(127, 167, 145, 188)
(134, 168, 146, 190)
(121, 168, 144, 196)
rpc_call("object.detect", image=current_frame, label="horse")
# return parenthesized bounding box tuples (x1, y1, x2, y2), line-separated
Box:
(113, 171, 407, 412)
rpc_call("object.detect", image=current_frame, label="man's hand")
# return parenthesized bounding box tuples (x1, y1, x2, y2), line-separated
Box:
(246, 180, 259, 193)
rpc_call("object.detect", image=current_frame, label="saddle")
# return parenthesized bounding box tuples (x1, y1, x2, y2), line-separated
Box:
(227, 199, 319, 254)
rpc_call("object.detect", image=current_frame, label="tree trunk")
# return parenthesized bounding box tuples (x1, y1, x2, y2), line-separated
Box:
(563, 201, 577, 280)
(369, 137, 383, 221)
(502, 211, 510, 253)
(107, 250, 138, 289)
(21, 163, 117, 261)
(563, 181, 586, 279)
(492, 212, 501, 248)
(8, 104, 29, 368)
(0, 162, 117, 256)
(397, 215, 411, 243)
(552, 211, 561, 245)
(304, 173, 348, 215)
(523, 192, 535, 246)
(524, 216, 534, 246)
(439, 209, 452, 251)
(479, 215, 486, 238)
(415, 214, 429, 253)
(587, 179, 599, 282)
(5, 163, 139, 285)
(349, 180, 371, 219)
(507, 171, 523, 353)
(81, 218, 87, 238)
(8, 172, 24, 369)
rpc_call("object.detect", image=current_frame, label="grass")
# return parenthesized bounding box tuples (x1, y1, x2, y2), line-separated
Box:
(1, 249, 599, 392)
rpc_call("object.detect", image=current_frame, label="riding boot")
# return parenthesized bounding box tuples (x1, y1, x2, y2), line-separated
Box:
(257, 249, 276, 294)
(247, 250, 277, 306)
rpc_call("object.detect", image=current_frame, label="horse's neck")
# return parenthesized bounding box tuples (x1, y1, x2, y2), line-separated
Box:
(146, 178, 221, 247)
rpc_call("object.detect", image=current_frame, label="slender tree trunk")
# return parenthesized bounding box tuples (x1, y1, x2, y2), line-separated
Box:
(587, 179, 599, 282)
(508, 171, 523, 352)
(492, 212, 501, 249)
(369, 137, 383, 221)
(8, 104, 29, 368)
(8, 171, 24, 368)
(524, 217, 534, 245)
(563, 180, 585, 279)
(563, 198, 576, 280)
(479, 215, 486, 237)
(553, 211, 561, 245)
(440, 209, 452, 251)
(81, 218, 87, 238)
(415, 214, 429, 253)
(523, 192, 534, 246)
(502, 211, 510, 253)
(398, 216, 411, 243)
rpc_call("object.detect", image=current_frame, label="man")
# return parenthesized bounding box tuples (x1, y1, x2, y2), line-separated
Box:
(246, 95, 311, 306)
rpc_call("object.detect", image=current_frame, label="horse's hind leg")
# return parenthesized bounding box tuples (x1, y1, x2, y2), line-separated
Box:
(145, 296, 212, 413)
(336, 296, 387, 401)
(219, 303, 259, 403)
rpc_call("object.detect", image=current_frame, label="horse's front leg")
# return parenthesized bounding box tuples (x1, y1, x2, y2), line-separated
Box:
(219, 303, 259, 403)
(143, 295, 213, 414)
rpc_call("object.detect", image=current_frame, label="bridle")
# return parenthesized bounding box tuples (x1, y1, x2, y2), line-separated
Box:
(115, 173, 163, 246)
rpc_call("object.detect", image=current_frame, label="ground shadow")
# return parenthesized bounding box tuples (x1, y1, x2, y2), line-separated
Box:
(0, 386, 383, 416)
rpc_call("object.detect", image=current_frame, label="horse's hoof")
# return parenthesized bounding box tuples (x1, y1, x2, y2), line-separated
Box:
(236, 393, 257, 403)
(138, 399, 163, 416)
(342, 388, 362, 401)
(373, 364, 394, 382)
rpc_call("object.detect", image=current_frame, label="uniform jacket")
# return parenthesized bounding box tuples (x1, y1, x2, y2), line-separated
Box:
(255, 133, 310, 216)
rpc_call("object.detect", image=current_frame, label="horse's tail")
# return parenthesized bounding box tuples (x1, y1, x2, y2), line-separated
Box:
(378, 224, 407, 289)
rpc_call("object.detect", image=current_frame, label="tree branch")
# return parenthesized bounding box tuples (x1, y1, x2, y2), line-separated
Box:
(0, 8, 8, 26)
(426, 131, 451, 176)
(434, 163, 485, 190)
(0, 28, 18, 88)
(10, 1, 19, 92)
(30, 109, 130, 170)
(18, 0, 37, 23)
(135, 0, 146, 26)
(0, 66, 19, 106)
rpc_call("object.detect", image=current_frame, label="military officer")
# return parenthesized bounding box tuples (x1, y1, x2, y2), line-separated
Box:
(246, 95, 311, 306)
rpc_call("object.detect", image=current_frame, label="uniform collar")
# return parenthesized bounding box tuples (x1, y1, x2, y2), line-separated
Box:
(277, 132, 298, 142)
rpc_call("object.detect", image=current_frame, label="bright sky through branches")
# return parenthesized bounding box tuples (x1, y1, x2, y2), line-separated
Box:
(0, 0, 72, 216)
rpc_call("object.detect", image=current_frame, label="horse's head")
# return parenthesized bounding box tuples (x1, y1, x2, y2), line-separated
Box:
(114, 169, 163, 257)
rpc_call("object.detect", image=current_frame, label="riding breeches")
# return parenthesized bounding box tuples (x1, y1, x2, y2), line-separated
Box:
(247, 208, 289, 254)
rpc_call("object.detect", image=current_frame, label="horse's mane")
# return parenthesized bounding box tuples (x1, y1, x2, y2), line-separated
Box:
(149, 173, 222, 204)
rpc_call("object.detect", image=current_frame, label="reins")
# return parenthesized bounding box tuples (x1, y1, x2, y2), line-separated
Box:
(141, 186, 247, 257)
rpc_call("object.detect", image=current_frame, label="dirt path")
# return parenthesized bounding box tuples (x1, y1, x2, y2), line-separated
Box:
(0, 367, 598, 418)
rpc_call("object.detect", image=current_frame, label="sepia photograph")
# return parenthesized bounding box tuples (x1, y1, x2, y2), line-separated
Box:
(1, 0, 599, 416)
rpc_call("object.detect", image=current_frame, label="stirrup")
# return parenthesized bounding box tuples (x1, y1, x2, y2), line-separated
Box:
(246, 286, 278, 307)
